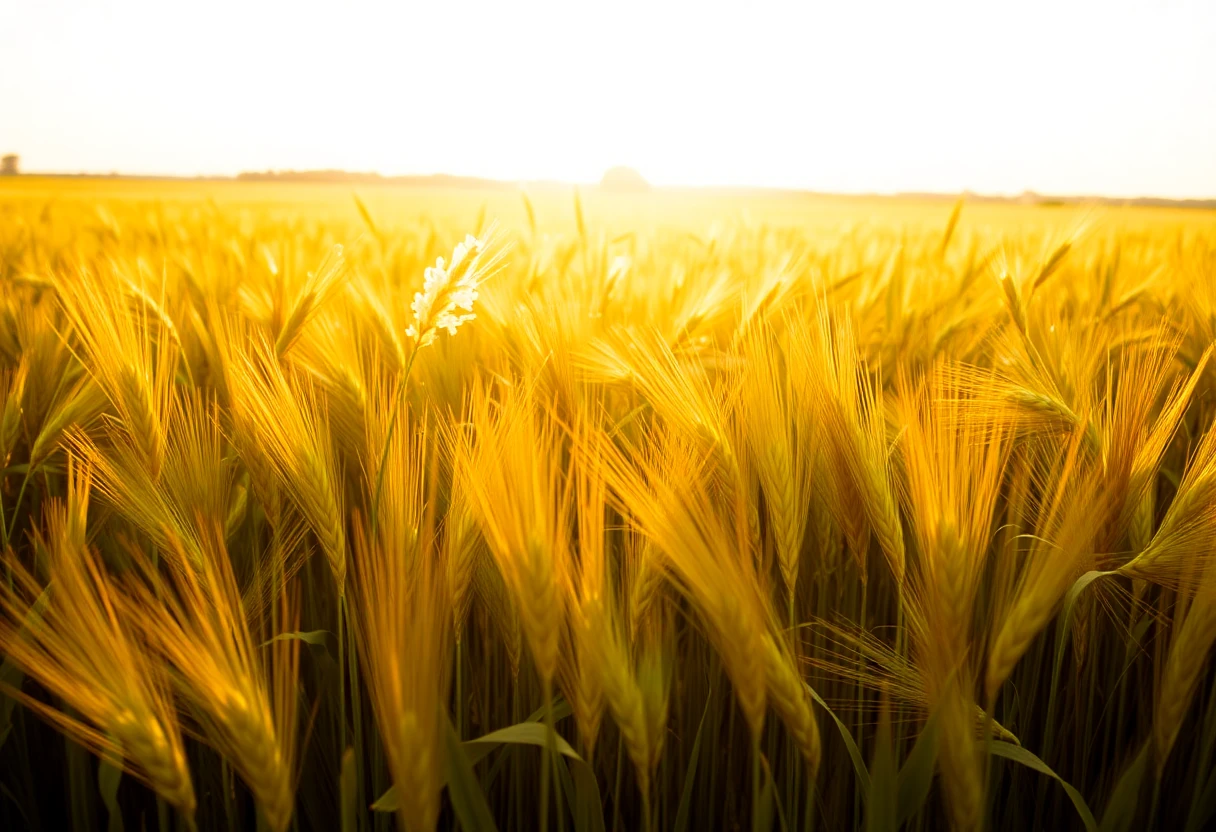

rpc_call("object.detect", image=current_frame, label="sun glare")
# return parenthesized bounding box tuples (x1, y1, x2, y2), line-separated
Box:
(3, 0, 1214, 197)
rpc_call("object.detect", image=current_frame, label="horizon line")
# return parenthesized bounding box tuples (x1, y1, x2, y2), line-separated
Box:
(3, 167, 1215, 208)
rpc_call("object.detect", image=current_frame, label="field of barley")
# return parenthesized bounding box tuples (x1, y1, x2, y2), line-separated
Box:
(2, 177, 1216, 831)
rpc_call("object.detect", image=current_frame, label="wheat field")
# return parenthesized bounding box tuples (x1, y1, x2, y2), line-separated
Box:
(2, 178, 1216, 831)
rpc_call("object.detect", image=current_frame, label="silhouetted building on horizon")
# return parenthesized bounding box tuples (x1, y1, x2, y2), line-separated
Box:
(600, 166, 650, 193)
(0, 155, 18, 176)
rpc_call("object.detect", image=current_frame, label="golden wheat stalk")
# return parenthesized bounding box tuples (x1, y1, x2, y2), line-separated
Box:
(27, 376, 110, 468)
(458, 377, 568, 688)
(119, 521, 299, 832)
(1154, 569, 1216, 774)
(600, 427, 770, 739)
(938, 682, 984, 832)
(0, 462, 195, 816)
(0, 359, 28, 467)
(1121, 397, 1216, 584)
(761, 633, 821, 775)
(582, 595, 656, 805)
(54, 266, 174, 476)
(627, 536, 666, 643)
(442, 490, 482, 645)
(802, 311, 906, 582)
(895, 366, 1011, 827)
(985, 438, 1104, 701)
(225, 333, 347, 594)
(739, 322, 814, 613)
(274, 244, 346, 359)
(563, 421, 611, 756)
(349, 514, 450, 832)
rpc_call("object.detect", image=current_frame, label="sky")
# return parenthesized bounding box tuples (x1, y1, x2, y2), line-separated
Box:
(2, 0, 1215, 198)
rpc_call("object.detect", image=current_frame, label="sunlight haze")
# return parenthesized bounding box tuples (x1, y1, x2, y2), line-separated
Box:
(3, 0, 1214, 197)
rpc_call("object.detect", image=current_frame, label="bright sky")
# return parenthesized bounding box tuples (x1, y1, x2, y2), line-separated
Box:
(2, 0, 1215, 198)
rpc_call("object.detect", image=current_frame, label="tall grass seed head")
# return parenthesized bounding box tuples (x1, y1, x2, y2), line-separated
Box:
(407, 234, 483, 347)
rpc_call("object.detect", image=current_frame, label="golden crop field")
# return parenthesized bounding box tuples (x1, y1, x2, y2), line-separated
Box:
(2, 177, 1216, 832)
